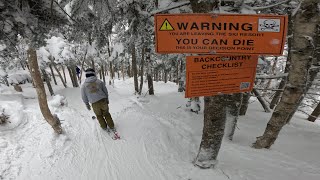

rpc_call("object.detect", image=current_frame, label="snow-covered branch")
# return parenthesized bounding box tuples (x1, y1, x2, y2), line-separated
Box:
(255, 73, 288, 79)
(244, 0, 290, 11)
(151, 1, 191, 15)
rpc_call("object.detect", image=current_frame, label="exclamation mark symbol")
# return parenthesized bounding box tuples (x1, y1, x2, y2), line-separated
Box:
(165, 22, 168, 30)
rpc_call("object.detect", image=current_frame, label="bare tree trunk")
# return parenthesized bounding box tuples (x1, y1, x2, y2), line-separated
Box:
(61, 64, 67, 84)
(191, 0, 224, 169)
(101, 64, 106, 84)
(225, 93, 243, 141)
(252, 88, 271, 113)
(91, 58, 95, 71)
(164, 70, 168, 83)
(308, 102, 320, 122)
(253, 0, 319, 149)
(239, 92, 251, 116)
(53, 63, 67, 88)
(139, 47, 145, 95)
(131, 43, 139, 93)
(79, 59, 85, 84)
(109, 61, 114, 85)
(270, 14, 294, 109)
(49, 64, 57, 85)
(122, 61, 125, 80)
(41, 69, 54, 96)
(146, 48, 154, 95)
(67, 66, 78, 87)
(71, 66, 79, 87)
(176, 59, 179, 84)
(27, 47, 62, 134)
(194, 96, 226, 168)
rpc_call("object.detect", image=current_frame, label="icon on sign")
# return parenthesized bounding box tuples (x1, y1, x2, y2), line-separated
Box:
(159, 19, 174, 31)
(258, 19, 280, 32)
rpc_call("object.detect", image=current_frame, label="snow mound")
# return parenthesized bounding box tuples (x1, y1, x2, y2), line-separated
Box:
(7, 72, 32, 85)
(0, 95, 24, 131)
(48, 94, 68, 108)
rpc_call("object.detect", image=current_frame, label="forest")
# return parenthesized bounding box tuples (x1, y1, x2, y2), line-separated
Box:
(0, 0, 320, 179)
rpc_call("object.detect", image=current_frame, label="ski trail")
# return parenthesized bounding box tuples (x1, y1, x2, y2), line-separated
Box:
(16, 86, 170, 180)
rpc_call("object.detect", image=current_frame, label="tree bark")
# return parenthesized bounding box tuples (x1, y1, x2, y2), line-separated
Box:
(61, 64, 67, 84)
(49, 64, 57, 85)
(101, 64, 106, 84)
(145, 48, 154, 95)
(253, 0, 319, 149)
(27, 48, 62, 134)
(239, 92, 251, 116)
(194, 96, 226, 168)
(225, 93, 243, 141)
(53, 63, 67, 88)
(131, 43, 139, 93)
(71, 66, 79, 87)
(191, 0, 225, 169)
(270, 14, 294, 109)
(41, 69, 54, 96)
(139, 47, 145, 95)
(79, 59, 85, 84)
(252, 88, 271, 113)
(308, 102, 320, 122)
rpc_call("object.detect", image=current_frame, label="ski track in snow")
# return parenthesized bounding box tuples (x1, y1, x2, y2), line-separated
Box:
(1, 80, 320, 180)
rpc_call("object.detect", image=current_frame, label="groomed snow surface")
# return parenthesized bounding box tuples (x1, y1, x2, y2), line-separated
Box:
(1, 78, 320, 180)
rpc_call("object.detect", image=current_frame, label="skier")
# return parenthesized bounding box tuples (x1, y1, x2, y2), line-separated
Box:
(81, 68, 116, 132)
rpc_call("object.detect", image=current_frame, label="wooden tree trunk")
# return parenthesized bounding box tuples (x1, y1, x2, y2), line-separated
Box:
(99, 69, 102, 79)
(139, 47, 145, 95)
(53, 63, 67, 88)
(71, 66, 79, 87)
(79, 59, 85, 84)
(239, 92, 251, 116)
(252, 88, 271, 113)
(61, 64, 67, 84)
(191, 0, 224, 169)
(122, 61, 125, 80)
(225, 93, 243, 141)
(41, 69, 54, 96)
(270, 14, 294, 109)
(194, 96, 226, 168)
(27, 48, 62, 134)
(131, 43, 139, 93)
(164, 70, 168, 83)
(146, 48, 154, 95)
(91, 58, 95, 71)
(176, 60, 179, 84)
(308, 102, 320, 122)
(101, 64, 106, 84)
(253, 0, 319, 149)
(109, 61, 114, 85)
(49, 64, 57, 85)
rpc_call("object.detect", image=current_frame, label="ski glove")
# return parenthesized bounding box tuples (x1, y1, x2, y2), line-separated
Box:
(86, 104, 91, 111)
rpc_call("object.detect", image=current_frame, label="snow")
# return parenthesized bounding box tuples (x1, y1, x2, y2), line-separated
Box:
(1, 76, 320, 180)
(7, 71, 32, 85)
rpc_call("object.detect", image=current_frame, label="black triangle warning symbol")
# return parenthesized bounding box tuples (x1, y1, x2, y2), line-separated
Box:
(159, 19, 174, 31)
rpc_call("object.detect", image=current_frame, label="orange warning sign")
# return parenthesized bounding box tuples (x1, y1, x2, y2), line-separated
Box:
(155, 14, 288, 55)
(185, 55, 258, 98)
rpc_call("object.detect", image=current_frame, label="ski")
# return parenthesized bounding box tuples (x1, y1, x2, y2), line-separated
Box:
(106, 128, 121, 140)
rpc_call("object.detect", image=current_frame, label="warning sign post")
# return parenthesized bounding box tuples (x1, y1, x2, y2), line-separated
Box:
(185, 55, 258, 98)
(155, 14, 288, 55)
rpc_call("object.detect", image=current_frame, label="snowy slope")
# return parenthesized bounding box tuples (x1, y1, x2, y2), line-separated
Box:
(1, 78, 320, 180)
